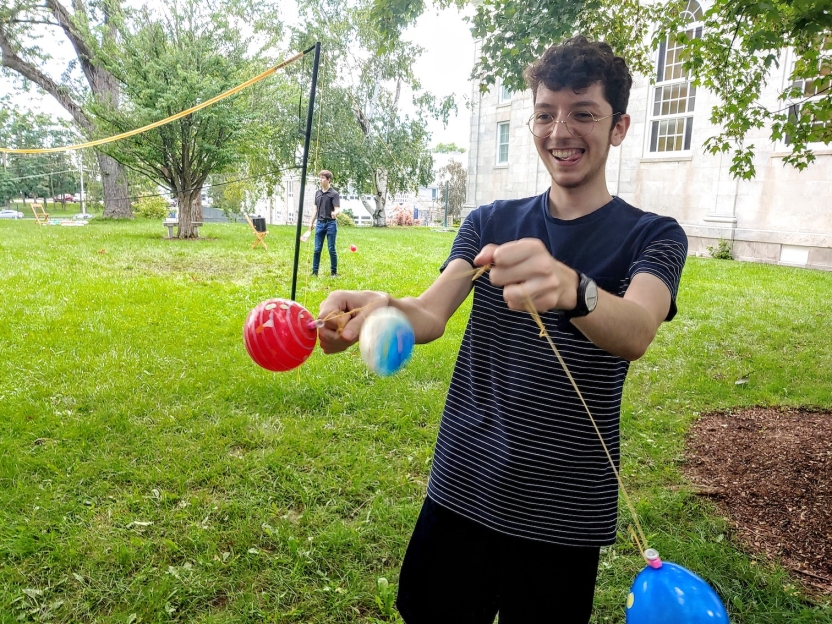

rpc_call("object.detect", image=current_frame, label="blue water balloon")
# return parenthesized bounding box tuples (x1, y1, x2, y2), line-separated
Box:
(626, 550, 729, 623)
(359, 307, 415, 376)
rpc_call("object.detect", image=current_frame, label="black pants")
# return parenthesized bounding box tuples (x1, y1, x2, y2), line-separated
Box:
(396, 497, 601, 624)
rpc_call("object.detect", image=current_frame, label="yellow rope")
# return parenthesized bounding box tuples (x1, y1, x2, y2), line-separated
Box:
(0, 51, 306, 155)
(466, 262, 653, 562)
(522, 297, 651, 562)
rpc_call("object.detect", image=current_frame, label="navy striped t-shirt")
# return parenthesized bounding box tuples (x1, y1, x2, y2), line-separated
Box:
(427, 190, 688, 546)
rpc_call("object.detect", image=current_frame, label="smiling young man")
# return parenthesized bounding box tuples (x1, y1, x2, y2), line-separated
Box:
(315, 37, 688, 623)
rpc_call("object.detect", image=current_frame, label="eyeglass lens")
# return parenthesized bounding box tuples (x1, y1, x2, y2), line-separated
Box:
(529, 111, 600, 138)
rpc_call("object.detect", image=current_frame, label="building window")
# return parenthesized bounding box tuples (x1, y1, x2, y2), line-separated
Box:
(496, 122, 510, 165)
(648, 0, 703, 154)
(785, 43, 832, 146)
(498, 82, 512, 104)
(287, 180, 294, 198)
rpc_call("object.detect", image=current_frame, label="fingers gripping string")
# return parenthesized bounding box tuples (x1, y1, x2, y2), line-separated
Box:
(309, 299, 388, 332)
(520, 296, 650, 561)
(471, 263, 492, 281)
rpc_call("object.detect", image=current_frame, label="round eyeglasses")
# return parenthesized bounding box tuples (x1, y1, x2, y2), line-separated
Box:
(527, 110, 620, 139)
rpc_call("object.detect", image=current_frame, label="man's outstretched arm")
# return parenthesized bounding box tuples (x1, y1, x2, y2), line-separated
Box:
(316, 258, 474, 354)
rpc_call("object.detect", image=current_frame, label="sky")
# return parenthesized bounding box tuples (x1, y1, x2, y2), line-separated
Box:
(401, 7, 476, 149)
(1, 5, 476, 151)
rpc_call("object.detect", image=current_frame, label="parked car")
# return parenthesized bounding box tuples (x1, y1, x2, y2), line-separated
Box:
(0, 209, 24, 219)
(53, 194, 76, 203)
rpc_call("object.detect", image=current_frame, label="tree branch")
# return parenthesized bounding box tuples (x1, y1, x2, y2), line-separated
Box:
(0, 27, 90, 130)
(45, 0, 96, 63)
(9, 19, 63, 27)
(45, 0, 117, 101)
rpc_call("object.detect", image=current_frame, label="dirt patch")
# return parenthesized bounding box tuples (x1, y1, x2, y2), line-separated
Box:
(684, 407, 832, 593)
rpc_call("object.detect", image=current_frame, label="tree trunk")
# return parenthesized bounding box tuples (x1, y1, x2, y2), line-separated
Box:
(97, 152, 132, 218)
(371, 167, 388, 227)
(371, 194, 387, 227)
(176, 188, 203, 238)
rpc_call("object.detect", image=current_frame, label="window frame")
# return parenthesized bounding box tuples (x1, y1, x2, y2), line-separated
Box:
(496, 121, 510, 166)
(645, 1, 703, 158)
(498, 81, 513, 105)
(779, 46, 832, 151)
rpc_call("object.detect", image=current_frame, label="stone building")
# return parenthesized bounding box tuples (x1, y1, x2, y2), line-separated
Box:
(464, 2, 832, 271)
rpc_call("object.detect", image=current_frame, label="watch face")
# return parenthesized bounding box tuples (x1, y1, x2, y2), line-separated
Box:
(585, 280, 598, 311)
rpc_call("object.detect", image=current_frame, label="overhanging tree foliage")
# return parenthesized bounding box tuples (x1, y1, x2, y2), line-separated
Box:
(0, 102, 80, 204)
(371, 0, 832, 180)
(293, 0, 454, 226)
(93, 0, 294, 238)
(1, 0, 132, 217)
(663, 0, 832, 177)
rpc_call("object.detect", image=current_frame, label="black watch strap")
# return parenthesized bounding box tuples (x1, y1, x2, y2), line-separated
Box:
(563, 271, 597, 319)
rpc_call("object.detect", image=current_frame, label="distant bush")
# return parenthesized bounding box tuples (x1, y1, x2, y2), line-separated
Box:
(336, 212, 354, 227)
(133, 196, 168, 220)
(707, 238, 733, 260)
(386, 204, 414, 226)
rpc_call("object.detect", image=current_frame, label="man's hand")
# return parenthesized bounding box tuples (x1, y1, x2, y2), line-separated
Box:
(474, 239, 579, 313)
(317, 290, 390, 354)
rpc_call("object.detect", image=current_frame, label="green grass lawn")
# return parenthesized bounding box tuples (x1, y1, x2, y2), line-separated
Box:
(0, 218, 830, 623)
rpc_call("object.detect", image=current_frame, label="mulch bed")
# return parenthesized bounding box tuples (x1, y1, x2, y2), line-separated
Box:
(684, 407, 832, 594)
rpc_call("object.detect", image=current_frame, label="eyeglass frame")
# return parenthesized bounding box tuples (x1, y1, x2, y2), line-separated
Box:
(526, 110, 623, 139)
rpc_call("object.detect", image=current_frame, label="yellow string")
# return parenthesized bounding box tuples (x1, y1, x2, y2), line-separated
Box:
(520, 296, 650, 562)
(0, 51, 306, 154)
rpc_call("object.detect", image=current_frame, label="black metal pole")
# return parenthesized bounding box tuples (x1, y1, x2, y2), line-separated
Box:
(291, 42, 321, 301)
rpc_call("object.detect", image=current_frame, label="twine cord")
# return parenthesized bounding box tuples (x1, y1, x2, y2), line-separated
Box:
(521, 296, 650, 562)
(465, 265, 650, 561)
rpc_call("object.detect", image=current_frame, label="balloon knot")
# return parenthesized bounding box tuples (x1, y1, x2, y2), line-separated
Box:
(644, 548, 663, 569)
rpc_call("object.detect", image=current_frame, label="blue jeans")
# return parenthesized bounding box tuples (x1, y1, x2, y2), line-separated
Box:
(312, 220, 337, 274)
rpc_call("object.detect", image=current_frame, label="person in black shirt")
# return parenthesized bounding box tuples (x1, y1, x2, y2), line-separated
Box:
(309, 170, 341, 276)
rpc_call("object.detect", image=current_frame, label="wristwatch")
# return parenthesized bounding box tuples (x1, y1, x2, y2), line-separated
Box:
(564, 271, 598, 319)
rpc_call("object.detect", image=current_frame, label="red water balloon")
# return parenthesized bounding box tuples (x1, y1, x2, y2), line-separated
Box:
(350, 244, 357, 252)
(243, 298, 317, 372)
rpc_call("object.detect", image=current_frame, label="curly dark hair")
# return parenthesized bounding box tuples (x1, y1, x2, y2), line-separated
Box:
(524, 36, 633, 117)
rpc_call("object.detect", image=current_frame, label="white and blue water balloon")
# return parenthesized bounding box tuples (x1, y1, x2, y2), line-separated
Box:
(359, 307, 415, 376)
